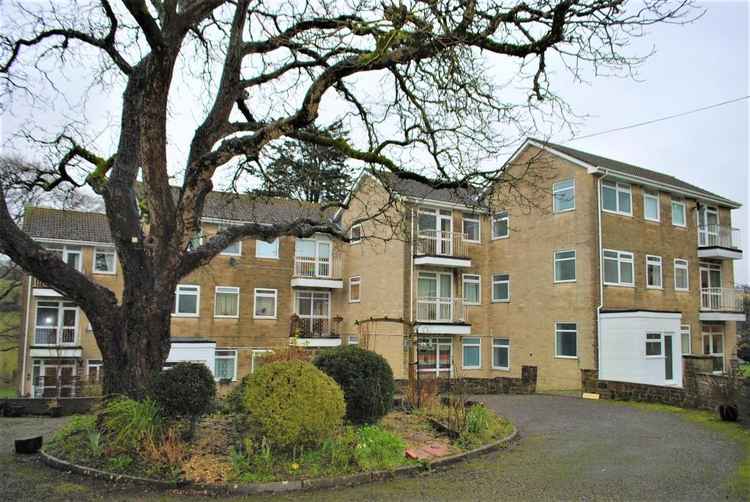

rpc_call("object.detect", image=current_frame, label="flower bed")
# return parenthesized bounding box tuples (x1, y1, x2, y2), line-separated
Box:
(42, 353, 515, 492)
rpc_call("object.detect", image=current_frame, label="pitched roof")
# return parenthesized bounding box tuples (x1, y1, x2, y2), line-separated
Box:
(23, 207, 112, 244)
(377, 172, 484, 208)
(527, 138, 741, 208)
(23, 190, 335, 243)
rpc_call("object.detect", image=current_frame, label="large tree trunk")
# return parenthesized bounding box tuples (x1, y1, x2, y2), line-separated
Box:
(91, 279, 175, 399)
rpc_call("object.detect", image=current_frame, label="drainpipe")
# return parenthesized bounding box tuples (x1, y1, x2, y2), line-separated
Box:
(20, 277, 31, 396)
(410, 207, 414, 325)
(594, 168, 610, 375)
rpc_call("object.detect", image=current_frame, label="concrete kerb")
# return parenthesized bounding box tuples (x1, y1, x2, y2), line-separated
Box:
(40, 425, 518, 495)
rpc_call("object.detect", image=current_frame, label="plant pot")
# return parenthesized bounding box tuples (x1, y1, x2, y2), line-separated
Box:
(15, 436, 42, 454)
(718, 404, 739, 422)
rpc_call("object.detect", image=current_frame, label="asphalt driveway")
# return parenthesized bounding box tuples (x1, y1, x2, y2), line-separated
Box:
(0, 395, 745, 501)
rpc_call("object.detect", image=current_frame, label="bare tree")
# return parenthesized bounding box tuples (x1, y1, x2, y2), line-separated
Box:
(0, 0, 697, 397)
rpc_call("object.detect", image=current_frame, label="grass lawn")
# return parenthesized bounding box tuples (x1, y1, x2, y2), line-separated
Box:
(0, 387, 16, 398)
(617, 401, 750, 498)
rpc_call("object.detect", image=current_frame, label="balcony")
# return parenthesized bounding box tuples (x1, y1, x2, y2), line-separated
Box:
(30, 327, 82, 357)
(415, 297, 471, 335)
(414, 231, 472, 268)
(289, 317, 342, 347)
(699, 288, 746, 322)
(290, 254, 343, 289)
(698, 225, 742, 260)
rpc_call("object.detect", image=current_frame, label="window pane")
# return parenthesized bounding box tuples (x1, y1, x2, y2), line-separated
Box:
(464, 281, 480, 304)
(255, 295, 276, 317)
(646, 342, 661, 356)
(95, 251, 114, 272)
(620, 261, 633, 284)
(554, 180, 575, 212)
(257, 238, 279, 258)
(618, 189, 631, 213)
(464, 219, 480, 241)
(418, 212, 437, 232)
(681, 332, 691, 354)
(672, 202, 685, 225)
(493, 282, 508, 300)
(215, 356, 235, 380)
(215, 290, 238, 316)
(351, 225, 362, 242)
(493, 346, 508, 368)
(224, 241, 241, 255)
(604, 258, 619, 283)
(178, 293, 197, 314)
(675, 267, 688, 289)
(463, 345, 480, 368)
(556, 331, 577, 357)
(555, 253, 576, 282)
(645, 195, 659, 220)
(602, 185, 617, 211)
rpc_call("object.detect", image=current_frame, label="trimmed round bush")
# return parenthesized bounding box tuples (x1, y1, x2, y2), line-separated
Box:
(243, 360, 345, 450)
(313, 345, 395, 424)
(150, 362, 216, 419)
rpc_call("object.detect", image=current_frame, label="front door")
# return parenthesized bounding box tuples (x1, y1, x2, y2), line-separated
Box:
(437, 211, 452, 256)
(33, 359, 77, 398)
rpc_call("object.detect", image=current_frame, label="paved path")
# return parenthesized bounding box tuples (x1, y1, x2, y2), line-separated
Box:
(0, 395, 745, 501)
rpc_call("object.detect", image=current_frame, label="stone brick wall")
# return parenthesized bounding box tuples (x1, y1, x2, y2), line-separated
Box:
(396, 365, 537, 395)
(582, 356, 750, 425)
(1, 397, 101, 416)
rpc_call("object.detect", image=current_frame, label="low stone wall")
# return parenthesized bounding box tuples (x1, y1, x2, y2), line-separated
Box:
(0, 397, 101, 416)
(582, 356, 750, 425)
(396, 365, 537, 395)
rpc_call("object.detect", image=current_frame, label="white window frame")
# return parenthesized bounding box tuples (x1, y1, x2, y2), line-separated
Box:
(461, 337, 482, 370)
(92, 247, 116, 275)
(643, 191, 660, 222)
(603, 249, 635, 287)
(350, 223, 363, 244)
(253, 288, 278, 319)
(646, 255, 663, 289)
(671, 198, 687, 227)
(674, 259, 689, 292)
(553, 178, 576, 213)
(214, 349, 238, 381)
(681, 324, 691, 355)
(218, 225, 242, 256)
(172, 284, 200, 317)
(492, 338, 510, 370)
(491, 273, 510, 302)
(255, 238, 279, 259)
(645, 332, 664, 358)
(555, 322, 578, 359)
(34, 300, 79, 345)
(554, 250, 576, 283)
(214, 286, 240, 319)
(462, 274, 481, 305)
(46, 244, 83, 271)
(491, 211, 509, 240)
(462, 215, 481, 243)
(294, 290, 331, 335)
(347, 335, 359, 346)
(86, 359, 103, 383)
(349, 276, 361, 303)
(601, 181, 632, 216)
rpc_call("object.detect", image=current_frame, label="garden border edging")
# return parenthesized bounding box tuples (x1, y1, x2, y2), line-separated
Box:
(39, 425, 518, 494)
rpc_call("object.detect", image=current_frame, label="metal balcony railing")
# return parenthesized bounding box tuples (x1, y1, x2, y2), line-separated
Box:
(293, 254, 342, 279)
(698, 225, 741, 249)
(296, 318, 332, 337)
(33, 327, 76, 345)
(414, 230, 469, 258)
(416, 297, 467, 323)
(700, 288, 744, 312)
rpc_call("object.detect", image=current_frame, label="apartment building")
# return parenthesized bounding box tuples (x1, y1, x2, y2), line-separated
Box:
(15, 138, 745, 396)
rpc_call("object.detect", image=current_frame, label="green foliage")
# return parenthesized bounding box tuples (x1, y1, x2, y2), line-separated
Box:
(243, 361, 345, 451)
(353, 425, 406, 471)
(313, 345, 395, 424)
(149, 362, 216, 419)
(320, 426, 357, 470)
(99, 397, 164, 451)
(47, 415, 100, 463)
(106, 454, 134, 473)
(739, 363, 750, 378)
(457, 404, 512, 449)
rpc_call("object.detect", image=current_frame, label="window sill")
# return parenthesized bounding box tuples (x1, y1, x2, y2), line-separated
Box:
(465, 302, 481, 307)
(492, 367, 510, 371)
(214, 315, 240, 320)
(554, 355, 578, 360)
(675, 288, 690, 293)
(491, 299, 511, 303)
(646, 286, 664, 290)
(554, 280, 577, 284)
(671, 224, 687, 229)
(349, 300, 361, 304)
(255, 256, 280, 260)
(171, 314, 199, 318)
(603, 283, 635, 288)
(462, 366, 481, 371)
(253, 316, 277, 320)
(92, 271, 116, 276)
(553, 208, 575, 214)
(644, 218, 661, 224)
(491, 235, 510, 241)
(602, 209, 633, 217)
(463, 239, 481, 245)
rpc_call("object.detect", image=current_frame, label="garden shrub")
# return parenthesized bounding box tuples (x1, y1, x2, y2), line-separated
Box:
(353, 425, 406, 471)
(47, 415, 99, 462)
(99, 397, 164, 451)
(313, 345, 395, 424)
(458, 404, 512, 449)
(243, 360, 345, 450)
(150, 362, 216, 420)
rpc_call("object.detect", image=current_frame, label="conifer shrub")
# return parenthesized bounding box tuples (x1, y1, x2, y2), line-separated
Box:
(243, 360, 345, 450)
(313, 345, 395, 424)
(150, 362, 216, 420)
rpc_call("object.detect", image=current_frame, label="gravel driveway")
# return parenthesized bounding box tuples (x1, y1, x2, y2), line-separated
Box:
(0, 395, 745, 501)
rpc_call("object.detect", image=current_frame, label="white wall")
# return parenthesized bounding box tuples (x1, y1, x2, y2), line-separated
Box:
(166, 342, 216, 375)
(599, 312, 683, 387)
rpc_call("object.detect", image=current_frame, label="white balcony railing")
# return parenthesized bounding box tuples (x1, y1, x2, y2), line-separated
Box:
(698, 225, 741, 249)
(414, 230, 469, 258)
(293, 254, 342, 279)
(34, 327, 76, 345)
(700, 288, 744, 312)
(416, 297, 467, 323)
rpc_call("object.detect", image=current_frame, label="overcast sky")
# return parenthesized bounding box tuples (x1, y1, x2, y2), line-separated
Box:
(1, 1, 748, 282)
